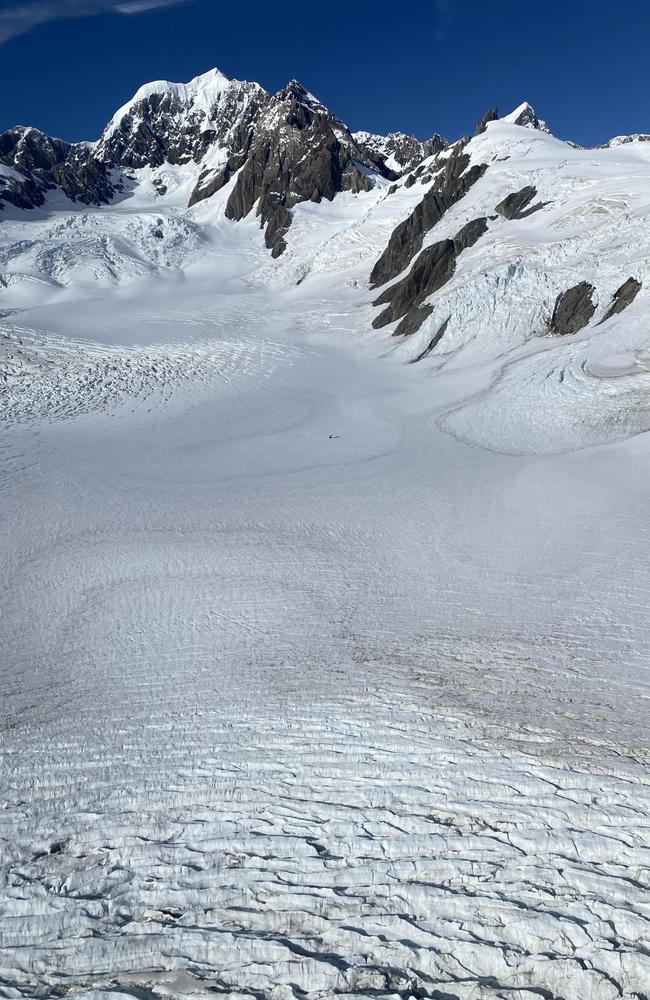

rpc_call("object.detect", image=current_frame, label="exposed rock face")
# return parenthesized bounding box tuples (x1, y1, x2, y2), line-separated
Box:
(370, 142, 488, 288)
(495, 185, 545, 220)
(550, 282, 596, 335)
(0, 69, 562, 275)
(95, 71, 266, 171)
(453, 216, 489, 251)
(223, 81, 380, 257)
(373, 239, 456, 330)
(474, 109, 499, 136)
(0, 69, 387, 253)
(0, 127, 116, 210)
(373, 217, 488, 335)
(352, 130, 448, 176)
(503, 102, 551, 133)
(602, 277, 642, 320)
(603, 134, 650, 148)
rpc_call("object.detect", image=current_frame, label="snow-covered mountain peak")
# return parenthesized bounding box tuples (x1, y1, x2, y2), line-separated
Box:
(2, 67, 650, 458)
(273, 80, 335, 122)
(352, 129, 448, 175)
(604, 132, 650, 148)
(502, 101, 550, 133)
(91, 69, 270, 175)
(132, 66, 231, 105)
(278, 79, 318, 100)
(101, 66, 240, 142)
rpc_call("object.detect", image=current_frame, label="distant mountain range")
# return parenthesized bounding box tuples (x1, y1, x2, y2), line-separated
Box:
(2, 67, 650, 455)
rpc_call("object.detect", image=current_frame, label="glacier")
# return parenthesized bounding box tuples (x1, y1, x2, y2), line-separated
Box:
(1, 76, 650, 999)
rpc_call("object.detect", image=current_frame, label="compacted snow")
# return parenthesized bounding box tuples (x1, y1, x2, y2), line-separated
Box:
(1, 119, 650, 999)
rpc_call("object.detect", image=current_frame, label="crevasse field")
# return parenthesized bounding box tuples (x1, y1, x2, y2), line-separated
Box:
(1, 119, 650, 999)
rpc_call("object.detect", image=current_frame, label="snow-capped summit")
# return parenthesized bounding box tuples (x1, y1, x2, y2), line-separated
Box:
(604, 133, 650, 148)
(1, 65, 650, 458)
(276, 79, 331, 115)
(103, 67, 233, 140)
(502, 101, 550, 133)
(95, 69, 268, 170)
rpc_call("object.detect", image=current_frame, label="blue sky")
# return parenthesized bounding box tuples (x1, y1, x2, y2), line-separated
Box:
(1, 0, 648, 146)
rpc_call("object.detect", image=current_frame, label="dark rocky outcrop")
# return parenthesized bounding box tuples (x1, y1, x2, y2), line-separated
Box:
(474, 109, 499, 136)
(0, 126, 117, 210)
(369, 142, 489, 288)
(187, 162, 242, 207)
(550, 282, 596, 335)
(453, 216, 489, 251)
(372, 217, 488, 335)
(97, 79, 267, 171)
(0, 72, 387, 254)
(495, 185, 546, 220)
(601, 278, 642, 321)
(373, 239, 455, 329)
(223, 81, 379, 256)
(396, 303, 435, 338)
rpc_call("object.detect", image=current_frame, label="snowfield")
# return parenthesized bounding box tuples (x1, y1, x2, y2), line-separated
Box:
(1, 112, 650, 999)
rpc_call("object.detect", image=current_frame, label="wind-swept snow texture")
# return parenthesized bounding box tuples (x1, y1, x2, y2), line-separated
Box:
(1, 89, 650, 1000)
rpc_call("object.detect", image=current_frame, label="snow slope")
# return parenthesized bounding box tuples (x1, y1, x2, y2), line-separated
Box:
(1, 100, 650, 1000)
(371, 121, 650, 454)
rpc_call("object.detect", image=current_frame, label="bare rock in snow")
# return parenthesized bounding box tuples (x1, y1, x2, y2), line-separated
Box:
(602, 277, 642, 320)
(373, 217, 488, 335)
(495, 185, 546, 220)
(369, 142, 488, 288)
(474, 108, 499, 136)
(550, 281, 596, 335)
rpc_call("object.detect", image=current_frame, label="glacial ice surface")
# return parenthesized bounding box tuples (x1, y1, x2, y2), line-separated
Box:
(2, 123, 650, 998)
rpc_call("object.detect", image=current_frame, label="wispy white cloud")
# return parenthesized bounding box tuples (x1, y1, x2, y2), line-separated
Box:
(116, 0, 189, 13)
(0, 0, 192, 45)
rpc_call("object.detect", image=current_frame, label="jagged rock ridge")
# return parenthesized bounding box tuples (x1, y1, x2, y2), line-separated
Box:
(373, 216, 488, 337)
(0, 127, 116, 210)
(352, 130, 448, 175)
(369, 139, 489, 288)
(220, 81, 386, 257)
(0, 68, 439, 253)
